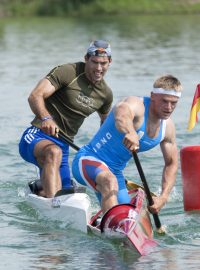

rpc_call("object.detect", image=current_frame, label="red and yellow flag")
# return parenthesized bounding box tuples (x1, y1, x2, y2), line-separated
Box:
(187, 84, 200, 130)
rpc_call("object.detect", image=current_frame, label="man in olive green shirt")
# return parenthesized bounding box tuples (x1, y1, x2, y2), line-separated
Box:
(19, 40, 113, 198)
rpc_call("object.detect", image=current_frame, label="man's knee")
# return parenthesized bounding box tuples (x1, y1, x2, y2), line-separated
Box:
(45, 145, 62, 161)
(36, 144, 62, 166)
(96, 171, 118, 194)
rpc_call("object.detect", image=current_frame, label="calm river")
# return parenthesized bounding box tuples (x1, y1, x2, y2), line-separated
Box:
(0, 14, 200, 269)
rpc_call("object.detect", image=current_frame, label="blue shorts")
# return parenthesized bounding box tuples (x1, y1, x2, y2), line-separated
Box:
(19, 126, 71, 188)
(72, 149, 131, 204)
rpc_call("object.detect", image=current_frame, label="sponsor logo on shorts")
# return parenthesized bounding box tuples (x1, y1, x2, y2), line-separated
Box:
(24, 127, 40, 144)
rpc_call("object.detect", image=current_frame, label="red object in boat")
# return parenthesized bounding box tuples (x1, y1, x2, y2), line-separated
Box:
(180, 145, 200, 211)
(99, 188, 157, 255)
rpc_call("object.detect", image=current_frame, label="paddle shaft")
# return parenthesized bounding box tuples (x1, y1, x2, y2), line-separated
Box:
(59, 132, 80, 151)
(132, 151, 162, 230)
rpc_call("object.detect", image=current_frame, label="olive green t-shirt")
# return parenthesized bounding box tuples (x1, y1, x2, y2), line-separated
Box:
(31, 62, 113, 139)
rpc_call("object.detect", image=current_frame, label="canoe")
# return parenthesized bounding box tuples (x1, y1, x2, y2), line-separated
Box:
(88, 188, 157, 256)
(26, 183, 157, 255)
(27, 191, 92, 233)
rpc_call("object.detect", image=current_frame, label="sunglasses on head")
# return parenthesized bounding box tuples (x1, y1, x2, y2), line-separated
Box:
(93, 40, 109, 49)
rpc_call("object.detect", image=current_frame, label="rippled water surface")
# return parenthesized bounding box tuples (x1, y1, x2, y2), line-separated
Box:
(1, 15, 200, 269)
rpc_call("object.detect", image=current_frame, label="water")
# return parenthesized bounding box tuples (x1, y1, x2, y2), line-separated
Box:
(1, 15, 200, 269)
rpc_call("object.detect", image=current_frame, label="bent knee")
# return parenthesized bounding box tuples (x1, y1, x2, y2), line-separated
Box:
(46, 144, 62, 158)
(40, 144, 62, 164)
(96, 171, 118, 193)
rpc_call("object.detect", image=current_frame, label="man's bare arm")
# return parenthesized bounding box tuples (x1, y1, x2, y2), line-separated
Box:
(28, 78, 56, 119)
(150, 119, 178, 213)
(114, 96, 144, 151)
(28, 78, 59, 136)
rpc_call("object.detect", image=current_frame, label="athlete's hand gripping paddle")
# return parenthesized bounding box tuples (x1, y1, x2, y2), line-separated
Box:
(132, 151, 166, 234)
(59, 132, 162, 231)
(58, 132, 153, 193)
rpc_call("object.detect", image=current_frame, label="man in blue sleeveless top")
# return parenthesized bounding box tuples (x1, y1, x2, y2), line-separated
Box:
(72, 74, 182, 214)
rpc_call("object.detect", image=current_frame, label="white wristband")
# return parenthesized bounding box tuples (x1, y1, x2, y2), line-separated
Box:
(41, 116, 53, 122)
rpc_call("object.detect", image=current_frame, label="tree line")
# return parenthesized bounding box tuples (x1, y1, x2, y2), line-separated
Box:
(1, 0, 200, 17)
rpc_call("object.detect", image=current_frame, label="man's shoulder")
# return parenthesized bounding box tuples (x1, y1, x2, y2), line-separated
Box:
(165, 117, 175, 130)
(46, 62, 85, 87)
(55, 62, 85, 73)
(121, 96, 145, 105)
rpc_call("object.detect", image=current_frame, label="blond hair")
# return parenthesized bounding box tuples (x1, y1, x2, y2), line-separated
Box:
(153, 75, 182, 93)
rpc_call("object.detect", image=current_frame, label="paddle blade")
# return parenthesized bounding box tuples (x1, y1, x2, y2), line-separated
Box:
(155, 224, 166, 234)
(126, 179, 157, 197)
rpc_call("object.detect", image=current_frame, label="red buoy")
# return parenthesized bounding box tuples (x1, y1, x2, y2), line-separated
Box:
(180, 146, 200, 211)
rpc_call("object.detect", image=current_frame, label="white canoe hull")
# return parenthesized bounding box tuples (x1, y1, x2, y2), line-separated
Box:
(27, 192, 92, 233)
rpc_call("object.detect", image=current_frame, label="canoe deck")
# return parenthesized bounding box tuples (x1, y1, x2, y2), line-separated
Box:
(26, 185, 157, 255)
(27, 192, 92, 233)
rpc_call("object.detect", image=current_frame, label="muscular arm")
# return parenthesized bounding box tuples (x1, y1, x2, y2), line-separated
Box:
(28, 78, 59, 136)
(114, 96, 144, 151)
(150, 119, 178, 213)
(28, 78, 56, 118)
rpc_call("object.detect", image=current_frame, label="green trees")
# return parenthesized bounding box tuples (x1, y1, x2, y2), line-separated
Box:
(1, 0, 200, 17)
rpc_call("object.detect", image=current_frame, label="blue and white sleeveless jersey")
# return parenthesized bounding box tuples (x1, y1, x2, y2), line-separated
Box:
(79, 97, 166, 171)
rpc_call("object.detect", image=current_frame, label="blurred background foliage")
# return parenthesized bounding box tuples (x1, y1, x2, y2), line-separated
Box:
(1, 0, 200, 17)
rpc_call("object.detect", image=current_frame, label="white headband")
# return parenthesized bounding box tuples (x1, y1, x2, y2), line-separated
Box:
(152, 88, 181, 98)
